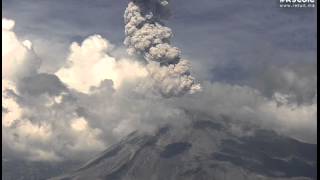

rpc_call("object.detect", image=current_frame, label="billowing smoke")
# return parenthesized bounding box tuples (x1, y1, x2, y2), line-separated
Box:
(2, 1, 316, 163)
(2, 17, 316, 163)
(124, 0, 201, 97)
(1, 18, 190, 161)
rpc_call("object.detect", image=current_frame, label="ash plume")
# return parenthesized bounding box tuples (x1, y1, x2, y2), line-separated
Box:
(124, 0, 201, 97)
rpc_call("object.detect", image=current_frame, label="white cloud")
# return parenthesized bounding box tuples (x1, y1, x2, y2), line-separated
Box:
(2, 18, 40, 81)
(1, 17, 316, 164)
(177, 82, 317, 143)
(67, 117, 106, 154)
(2, 19, 107, 161)
(56, 35, 147, 93)
(2, 18, 15, 30)
(2, 80, 22, 127)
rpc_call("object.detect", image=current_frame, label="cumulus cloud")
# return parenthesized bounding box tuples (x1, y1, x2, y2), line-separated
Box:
(2, 81, 60, 161)
(255, 64, 317, 105)
(2, 18, 106, 161)
(2, 80, 22, 127)
(1, 12, 316, 164)
(2, 83, 107, 161)
(176, 82, 317, 143)
(2, 18, 40, 81)
(55, 35, 147, 94)
(56, 34, 199, 97)
(2, 19, 190, 161)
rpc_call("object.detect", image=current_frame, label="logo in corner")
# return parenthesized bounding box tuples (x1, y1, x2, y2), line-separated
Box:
(279, 0, 316, 8)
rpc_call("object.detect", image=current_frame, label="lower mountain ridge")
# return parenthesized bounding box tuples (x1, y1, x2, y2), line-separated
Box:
(51, 113, 317, 180)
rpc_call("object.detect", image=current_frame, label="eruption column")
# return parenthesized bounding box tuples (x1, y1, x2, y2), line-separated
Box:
(124, 0, 201, 97)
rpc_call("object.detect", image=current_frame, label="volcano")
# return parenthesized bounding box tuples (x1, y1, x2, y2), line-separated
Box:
(51, 113, 317, 180)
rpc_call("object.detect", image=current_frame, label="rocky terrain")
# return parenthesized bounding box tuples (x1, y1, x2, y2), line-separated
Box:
(52, 113, 317, 180)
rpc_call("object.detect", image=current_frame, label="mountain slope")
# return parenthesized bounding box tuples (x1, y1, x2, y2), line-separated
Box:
(52, 113, 317, 180)
(2, 159, 80, 180)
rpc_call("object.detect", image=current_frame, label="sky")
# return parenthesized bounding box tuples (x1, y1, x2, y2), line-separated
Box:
(2, 0, 317, 163)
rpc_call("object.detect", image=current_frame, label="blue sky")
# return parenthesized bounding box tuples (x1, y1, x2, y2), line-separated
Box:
(3, 0, 316, 71)
(3, 0, 317, 104)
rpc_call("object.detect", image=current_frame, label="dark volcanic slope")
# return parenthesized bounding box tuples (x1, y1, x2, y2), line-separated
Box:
(2, 159, 80, 180)
(52, 114, 317, 180)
